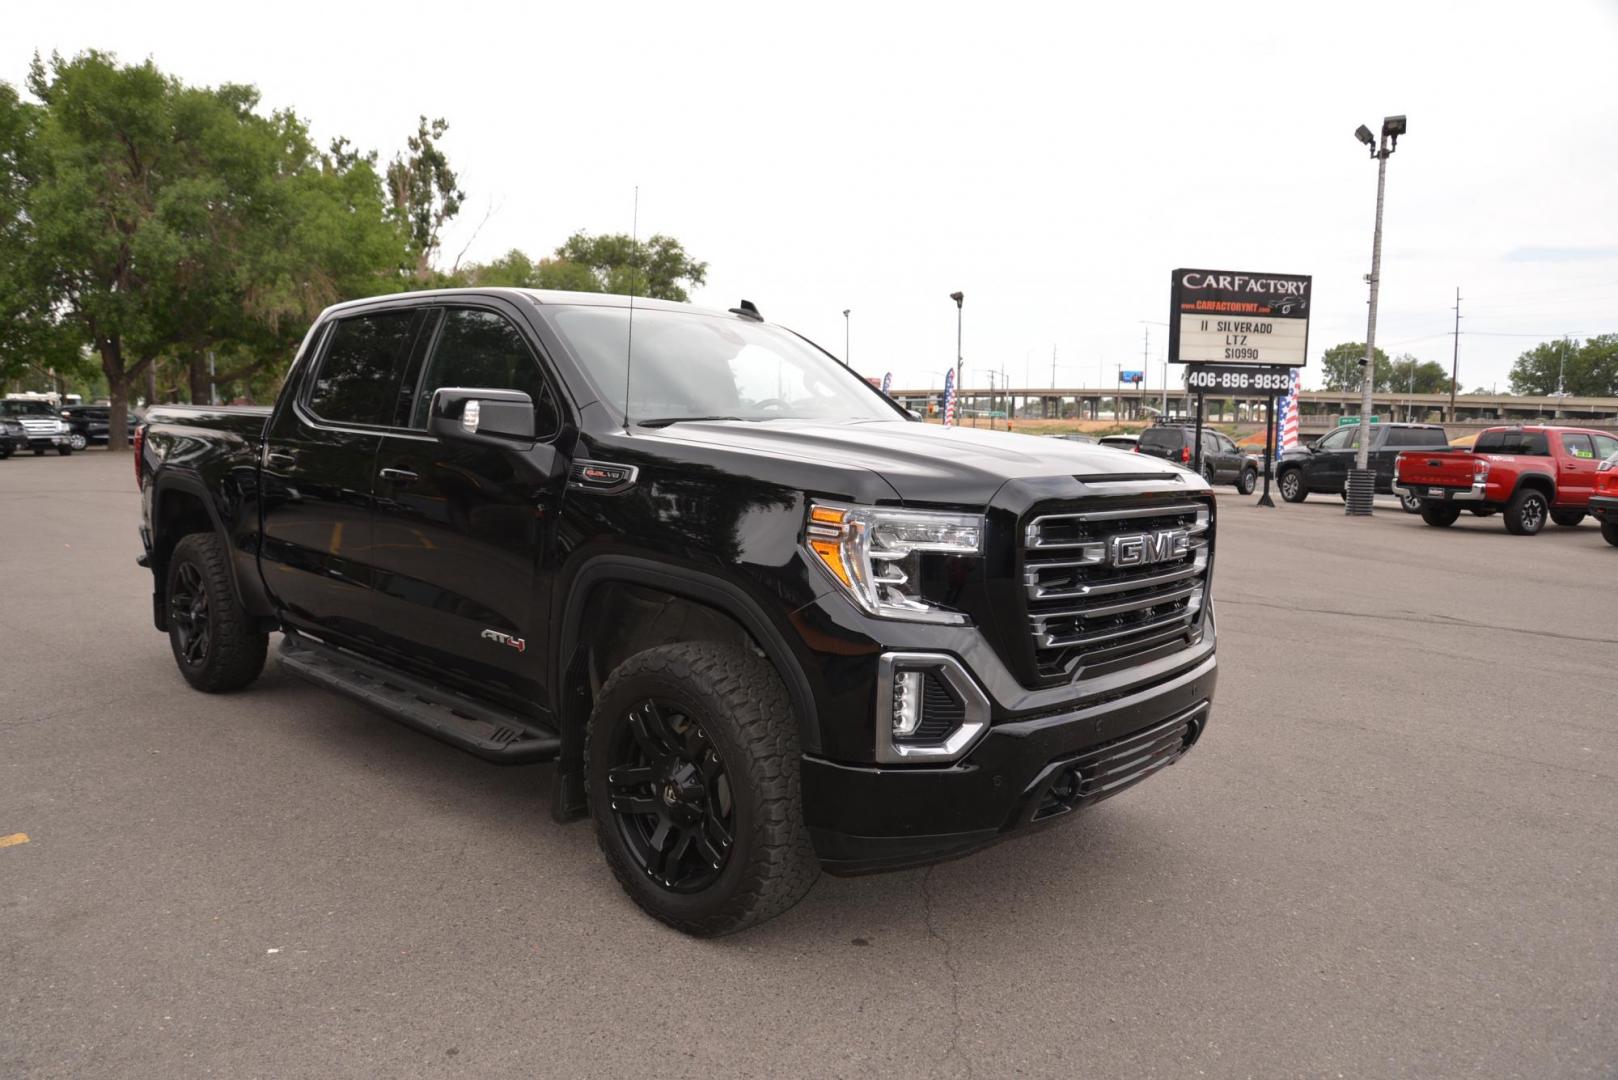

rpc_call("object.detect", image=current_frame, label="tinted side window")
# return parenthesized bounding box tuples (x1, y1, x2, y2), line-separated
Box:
(1560, 433, 1596, 460)
(1139, 428, 1184, 451)
(1318, 427, 1357, 450)
(1216, 433, 1237, 453)
(1476, 430, 1549, 455)
(412, 309, 561, 438)
(307, 312, 417, 426)
(1593, 434, 1618, 459)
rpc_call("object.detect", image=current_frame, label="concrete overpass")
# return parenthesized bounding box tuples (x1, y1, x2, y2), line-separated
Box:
(887, 385, 1618, 427)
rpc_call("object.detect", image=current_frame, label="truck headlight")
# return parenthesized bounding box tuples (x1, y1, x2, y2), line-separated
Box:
(805, 503, 982, 624)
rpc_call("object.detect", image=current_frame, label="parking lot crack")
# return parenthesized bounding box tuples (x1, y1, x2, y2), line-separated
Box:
(920, 865, 973, 1079)
(1220, 598, 1618, 646)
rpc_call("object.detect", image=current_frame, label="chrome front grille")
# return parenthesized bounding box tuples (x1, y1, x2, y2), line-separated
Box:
(1022, 497, 1212, 678)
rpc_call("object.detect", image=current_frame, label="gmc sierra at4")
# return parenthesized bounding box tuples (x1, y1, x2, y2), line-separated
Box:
(135, 288, 1217, 935)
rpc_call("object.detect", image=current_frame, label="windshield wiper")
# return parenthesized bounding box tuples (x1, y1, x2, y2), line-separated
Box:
(635, 415, 745, 428)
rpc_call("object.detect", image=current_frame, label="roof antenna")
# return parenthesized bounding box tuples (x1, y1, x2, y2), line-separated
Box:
(623, 184, 639, 432)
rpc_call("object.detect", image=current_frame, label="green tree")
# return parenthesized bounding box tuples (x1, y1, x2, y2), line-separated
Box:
(1509, 336, 1618, 397)
(553, 231, 708, 301)
(463, 233, 707, 300)
(0, 51, 410, 445)
(387, 116, 464, 280)
(1320, 341, 1392, 392)
(1386, 353, 1452, 395)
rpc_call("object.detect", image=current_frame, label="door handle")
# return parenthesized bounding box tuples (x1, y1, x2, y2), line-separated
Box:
(378, 467, 419, 484)
(265, 451, 297, 468)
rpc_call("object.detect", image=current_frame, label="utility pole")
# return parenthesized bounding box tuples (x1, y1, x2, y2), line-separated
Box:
(1448, 287, 1462, 422)
(842, 309, 851, 367)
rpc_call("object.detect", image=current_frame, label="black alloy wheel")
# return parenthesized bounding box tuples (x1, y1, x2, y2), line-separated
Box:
(169, 560, 212, 668)
(606, 697, 734, 894)
(587, 642, 819, 936)
(163, 533, 268, 692)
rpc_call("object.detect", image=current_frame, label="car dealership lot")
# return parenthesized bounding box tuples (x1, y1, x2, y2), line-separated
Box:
(2, 453, 1614, 1079)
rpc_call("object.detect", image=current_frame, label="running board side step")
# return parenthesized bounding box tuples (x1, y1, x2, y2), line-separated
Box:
(279, 634, 560, 764)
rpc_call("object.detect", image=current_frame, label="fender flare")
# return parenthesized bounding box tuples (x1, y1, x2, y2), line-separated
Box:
(1508, 470, 1556, 503)
(555, 554, 821, 756)
(148, 469, 276, 624)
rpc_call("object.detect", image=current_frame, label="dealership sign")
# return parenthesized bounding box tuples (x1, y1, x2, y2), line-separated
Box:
(1168, 268, 1311, 368)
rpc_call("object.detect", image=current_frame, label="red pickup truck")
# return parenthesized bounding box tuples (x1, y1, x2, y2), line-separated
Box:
(1593, 451, 1618, 547)
(1392, 425, 1618, 535)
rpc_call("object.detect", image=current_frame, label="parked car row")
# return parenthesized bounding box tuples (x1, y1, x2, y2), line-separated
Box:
(0, 399, 138, 458)
(1393, 425, 1618, 546)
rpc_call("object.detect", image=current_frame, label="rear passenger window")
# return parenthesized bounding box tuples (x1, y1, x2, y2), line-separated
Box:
(1475, 431, 1550, 455)
(1560, 433, 1595, 460)
(411, 309, 562, 439)
(307, 312, 418, 426)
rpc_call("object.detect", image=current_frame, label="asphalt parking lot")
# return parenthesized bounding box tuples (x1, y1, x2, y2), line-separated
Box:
(2, 451, 1614, 1079)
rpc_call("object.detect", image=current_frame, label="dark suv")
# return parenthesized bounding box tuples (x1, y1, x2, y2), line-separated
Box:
(1276, 422, 1449, 512)
(1137, 423, 1260, 494)
(58, 403, 138, 449)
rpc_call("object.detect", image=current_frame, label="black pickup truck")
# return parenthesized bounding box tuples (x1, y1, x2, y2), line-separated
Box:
(136, 288, 1218, 935)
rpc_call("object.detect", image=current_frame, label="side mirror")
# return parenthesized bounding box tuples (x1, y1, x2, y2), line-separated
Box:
(427, 387, 535, 446)
(906, 408, 922, 421)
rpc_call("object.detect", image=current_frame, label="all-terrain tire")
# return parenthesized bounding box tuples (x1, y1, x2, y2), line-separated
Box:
(165, 533, 269, 692)
(1503, 488, 1550, 536)
(1550, 509, 1585, 528)
(586, 641, 819, 936)
(1603, 520, 1618, 548)
(1420, 502, 1461, 527)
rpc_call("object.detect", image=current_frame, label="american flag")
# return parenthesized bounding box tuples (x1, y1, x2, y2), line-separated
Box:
(1278, 368, 1302, 452)
(943, 368, 957, 427)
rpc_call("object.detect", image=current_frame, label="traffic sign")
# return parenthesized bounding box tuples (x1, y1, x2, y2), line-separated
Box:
(1337, 415, 1384, 425)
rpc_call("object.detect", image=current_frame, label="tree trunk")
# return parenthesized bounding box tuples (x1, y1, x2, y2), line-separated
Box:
(101, 338, 131, 453)
(188, 354, 209, 404)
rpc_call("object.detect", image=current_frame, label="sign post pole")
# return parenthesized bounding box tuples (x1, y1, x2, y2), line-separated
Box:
(1258, 395, 1276, 508)
(1192, 393, 1205, 475)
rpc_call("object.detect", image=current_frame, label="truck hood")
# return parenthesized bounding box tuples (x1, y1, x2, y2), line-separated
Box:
(636, 419, 1186, 504)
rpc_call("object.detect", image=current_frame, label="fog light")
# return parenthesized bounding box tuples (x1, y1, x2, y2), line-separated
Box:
(892, 670, 924, 738)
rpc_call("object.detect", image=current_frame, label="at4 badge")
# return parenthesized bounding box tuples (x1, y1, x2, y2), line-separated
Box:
(481, 629, 526, 654)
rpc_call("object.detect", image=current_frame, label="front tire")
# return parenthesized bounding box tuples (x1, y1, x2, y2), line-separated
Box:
(1550, 509, 1585, 528)
(67, 432, 87, 451)
(1420, 502, 1461, 527)
(1603, 520, 1618, 548)
(1279, 469, 1306, 503)
(1504, 489, 1549, 535)
(1237, 468, 1257, 495)
(587, 642, 819, 936)
(165, 533, 268, 692)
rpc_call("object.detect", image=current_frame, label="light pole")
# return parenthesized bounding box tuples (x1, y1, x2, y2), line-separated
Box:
(1347, 113, 1406, 516)
(842, 309, 851, 367)
(949, 291, 964, 417)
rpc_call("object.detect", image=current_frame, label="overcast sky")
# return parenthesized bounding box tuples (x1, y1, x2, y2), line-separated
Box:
(9, 1, 1618, 394)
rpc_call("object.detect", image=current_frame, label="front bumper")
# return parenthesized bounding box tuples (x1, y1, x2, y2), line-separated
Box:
(801, 650, 1216, 873)
(1392, 479, 1486, 502)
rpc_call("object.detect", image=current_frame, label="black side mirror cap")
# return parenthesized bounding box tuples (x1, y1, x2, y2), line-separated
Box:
(427, 387, 535, 446)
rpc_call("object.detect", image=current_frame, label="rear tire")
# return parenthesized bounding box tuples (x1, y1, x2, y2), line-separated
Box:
(57, 446, 72, 457)
(1398, 490, 1423, 514)
(1550, 510, 1585, 528)
(1237, 468, 1257, 495)
(1603, 520, 1618, 548)
(586, 641, 819, 937)
(1279, 469, 1306, 503)
(165, 533, 268, 692)
(1420, 502, 1461, 527)
(1504, 488, 1549, 536)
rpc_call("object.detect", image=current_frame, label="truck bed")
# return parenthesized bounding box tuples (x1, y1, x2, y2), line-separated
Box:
(142, 403, 272, 443)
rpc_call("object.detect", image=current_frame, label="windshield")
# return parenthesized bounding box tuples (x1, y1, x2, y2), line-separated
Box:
(547, 305, 901, 424)
(0, 401, 56, 417)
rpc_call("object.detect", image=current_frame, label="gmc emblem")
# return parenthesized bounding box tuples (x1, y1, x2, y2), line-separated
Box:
(1109, 528, 1190, 568)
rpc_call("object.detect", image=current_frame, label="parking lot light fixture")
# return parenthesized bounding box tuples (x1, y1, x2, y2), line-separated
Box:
(1347, 113, 1407, 516)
